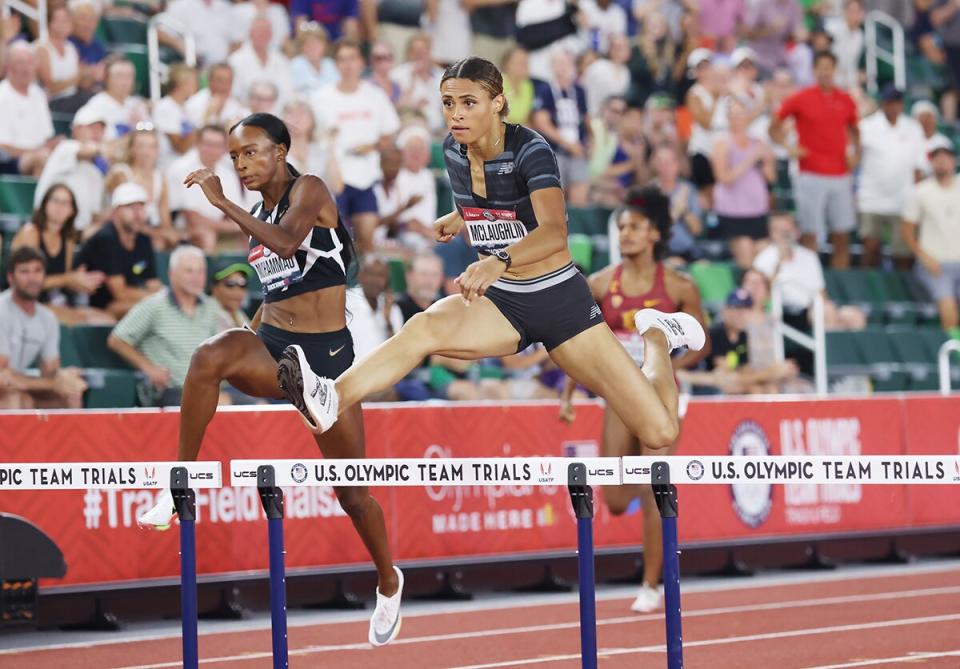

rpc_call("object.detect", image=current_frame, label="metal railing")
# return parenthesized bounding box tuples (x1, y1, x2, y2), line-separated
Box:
(938, 340, 960, 395)
(146, 13, 196, 104)
(864, 10, 906, 95)
(770, 282, 827, 397)
(3, 0, 47, 42)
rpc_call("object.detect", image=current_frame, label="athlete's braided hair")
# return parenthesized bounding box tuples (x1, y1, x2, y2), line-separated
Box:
(441, 57, 510, 119)
(621, 185, 673, 261)
(230, 113, 356, 276)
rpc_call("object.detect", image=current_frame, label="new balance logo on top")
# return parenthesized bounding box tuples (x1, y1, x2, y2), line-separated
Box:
(589, 305, 602, 320)
(497, 162, 515, 175)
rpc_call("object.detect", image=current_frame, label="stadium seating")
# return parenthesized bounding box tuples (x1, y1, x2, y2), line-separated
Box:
(0, 176, 38, 219)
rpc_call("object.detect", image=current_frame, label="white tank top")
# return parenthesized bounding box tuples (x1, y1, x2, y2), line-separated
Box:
(687, 83, 716, 157)
(37, 39, 79, 99)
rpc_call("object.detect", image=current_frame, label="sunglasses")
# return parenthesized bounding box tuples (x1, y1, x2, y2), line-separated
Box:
(222, 279, 247, 289)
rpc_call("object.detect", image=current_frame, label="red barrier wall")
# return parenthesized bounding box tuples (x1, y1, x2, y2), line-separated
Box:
(0, 396, 958, 588)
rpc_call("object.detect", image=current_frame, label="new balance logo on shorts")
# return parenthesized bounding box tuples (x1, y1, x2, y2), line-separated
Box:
(589, 304, 602, 320)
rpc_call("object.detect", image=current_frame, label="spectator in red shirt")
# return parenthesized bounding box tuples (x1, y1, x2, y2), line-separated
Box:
(769, 51, 860, 269)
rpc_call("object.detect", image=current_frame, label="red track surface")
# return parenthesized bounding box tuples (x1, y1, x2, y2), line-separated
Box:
(6, 566, 960, 669)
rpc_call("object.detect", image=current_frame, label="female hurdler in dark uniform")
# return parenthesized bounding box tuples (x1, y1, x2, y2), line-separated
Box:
(280, 58, 706, 462)
(137, 113, 403, 647)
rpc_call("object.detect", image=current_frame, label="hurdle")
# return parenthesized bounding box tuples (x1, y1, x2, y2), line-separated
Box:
(231, 456, 624, 669)
(0, 461, 222, 669)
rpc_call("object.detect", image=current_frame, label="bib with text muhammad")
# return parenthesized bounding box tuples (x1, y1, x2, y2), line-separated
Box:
(248, 244, 303, 293)
(462, 207, 527, 251)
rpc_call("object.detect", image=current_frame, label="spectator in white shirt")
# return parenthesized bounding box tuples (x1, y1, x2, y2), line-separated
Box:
(753, 212, 866, 330)
(162, 0, 234, 66)
(228, 17, 294, 110)
(582, 33, 631, 117)
(578, 0, 628, 54)
(380, 125, 437, 252)
(857, 85, 927, 269)
(34, 5, 80, 103)
(153, 63, 198, 167)
(392, 33, 445, 131)
(826, 0, 865, 90)
(184, 62, 250, 130)
(33, 105, 108, 235)
(311, 39, 401, 253)
(230, 0, 291, 53)
(902, 137, 960, 332)
(345, 256, 404, 399)
(166, 125, 249, 252)
(291, 21, 339, 98)
(0, 43, 56, 176)
(76, 54, 149, 140)
(911, 100, 951, 175)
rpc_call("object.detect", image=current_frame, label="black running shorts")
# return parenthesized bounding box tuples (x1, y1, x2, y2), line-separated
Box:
(257, 323, 354, 378)
(485, 263, 604, 352)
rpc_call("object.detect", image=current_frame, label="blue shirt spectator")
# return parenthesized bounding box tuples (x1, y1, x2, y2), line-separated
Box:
(291, 0, 360, 41)
(532, 78, 589, 156)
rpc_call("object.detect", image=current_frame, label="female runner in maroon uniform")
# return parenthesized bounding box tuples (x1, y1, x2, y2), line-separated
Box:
(560, 186, 709, 613)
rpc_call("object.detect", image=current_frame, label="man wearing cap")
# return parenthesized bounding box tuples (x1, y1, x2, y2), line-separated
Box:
(911, 100, 952, 175)
(33, 105, 109, 234)
(210, 260, 254, 331)
(902, 136, 960, 332)
(108, 245, 221, 407)
(79, 182, 162, 318)
(857, 84, 927, 268)
(770, 50, 859, 269)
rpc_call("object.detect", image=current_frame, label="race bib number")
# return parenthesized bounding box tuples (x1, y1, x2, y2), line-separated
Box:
(462, 207, 527, 251)
(248, 244, 303, 293)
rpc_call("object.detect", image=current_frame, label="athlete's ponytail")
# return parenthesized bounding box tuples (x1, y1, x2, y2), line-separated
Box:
(232, 113, 356, 276)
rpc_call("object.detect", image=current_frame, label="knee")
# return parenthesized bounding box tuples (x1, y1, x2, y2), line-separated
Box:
(404, 311, 441, 353)
(641, 418, 678, 450)
(336, 488, 370, 520)
(189, 337, 231, 381)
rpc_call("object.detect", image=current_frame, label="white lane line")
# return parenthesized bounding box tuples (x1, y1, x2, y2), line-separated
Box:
(445, 615, 960, 669)
(10, 561, 958, 656)
(108, 590, 960, 669)
(804, 650, 960, 668)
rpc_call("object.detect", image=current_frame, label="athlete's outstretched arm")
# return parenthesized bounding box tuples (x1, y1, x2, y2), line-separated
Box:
(184, 170, 337, 258)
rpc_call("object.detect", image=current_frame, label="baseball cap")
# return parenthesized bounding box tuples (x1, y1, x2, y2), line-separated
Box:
(211, 258, 254, 283)
(911, 100, 939, 119)
(726, 288, 754, 309)
(111, 182, 148, 208)
(730, 46, 757, 68)
(879, 83, 904, 103)
(687, 48, 712, 70)
(72, 105, 108, 127)
(928, 135, 956, 156)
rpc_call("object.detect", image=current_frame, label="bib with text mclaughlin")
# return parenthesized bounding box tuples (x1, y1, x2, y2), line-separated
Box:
(462, 207, 527, 251)
(248, 244, 303, 294)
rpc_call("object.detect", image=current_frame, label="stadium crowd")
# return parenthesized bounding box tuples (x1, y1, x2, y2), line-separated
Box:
(1, 0, 958, 409)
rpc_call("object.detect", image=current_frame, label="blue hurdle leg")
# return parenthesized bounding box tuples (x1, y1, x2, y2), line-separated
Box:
(258, 466, 288, 669)
(568, 463, 598, 669)
(171, 467, 198, 669)
(652, 461, 683, 669)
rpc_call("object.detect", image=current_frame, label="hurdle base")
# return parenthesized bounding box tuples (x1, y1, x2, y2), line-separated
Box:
(512, 564, 573, 594)
(301, 579, 366, 610)
(198, 587, 249, 620)
(58, 598, 123, 631)
(413, 570, 474, 601)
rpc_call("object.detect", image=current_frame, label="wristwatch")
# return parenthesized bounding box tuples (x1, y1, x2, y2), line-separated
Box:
(491, 249, 512, 270)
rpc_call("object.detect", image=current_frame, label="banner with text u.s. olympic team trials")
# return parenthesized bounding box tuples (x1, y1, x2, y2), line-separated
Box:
(0, 396, 959, 587)
(0, 462, 222, 489)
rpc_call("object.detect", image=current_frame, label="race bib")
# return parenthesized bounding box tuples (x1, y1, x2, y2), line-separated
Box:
(248, 244, 303, 293)
(462, 207, 527, 251)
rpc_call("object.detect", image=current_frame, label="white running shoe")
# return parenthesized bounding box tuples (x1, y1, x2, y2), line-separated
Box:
(137, 489, 175, 531)
(634, 309, 706, 353)
(277, 345, 339, 433)
(369, 566, 404, 647)
(630, 582, 663, 613)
